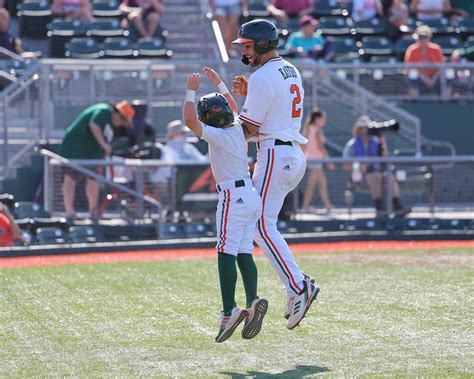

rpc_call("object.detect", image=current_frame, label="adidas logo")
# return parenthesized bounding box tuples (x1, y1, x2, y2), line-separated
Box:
(283, 164, 291, 171)
(236, 198, 244, 204)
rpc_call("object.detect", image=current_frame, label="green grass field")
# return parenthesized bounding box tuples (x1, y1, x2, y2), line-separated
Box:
(1, 248, 473, 377)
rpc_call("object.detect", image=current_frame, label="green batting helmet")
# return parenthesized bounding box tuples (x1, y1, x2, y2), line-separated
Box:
(197, 93, 234, 128)
(232, 19, 279, 54)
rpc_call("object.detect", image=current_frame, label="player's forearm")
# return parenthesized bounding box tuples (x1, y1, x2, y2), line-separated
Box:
(183, 95, 202, 138)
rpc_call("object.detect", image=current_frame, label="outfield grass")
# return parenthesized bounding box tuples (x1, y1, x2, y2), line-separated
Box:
(0, 248, 473, 377)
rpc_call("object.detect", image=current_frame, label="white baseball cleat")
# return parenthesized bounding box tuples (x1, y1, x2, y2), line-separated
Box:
(287, 278, 320, 330)
(284, 273, 315, 320)
(215, 307, 248, 343)
(241, 298, 268, 340)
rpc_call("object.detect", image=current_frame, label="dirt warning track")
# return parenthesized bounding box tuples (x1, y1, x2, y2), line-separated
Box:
(0, 240, 472, 269)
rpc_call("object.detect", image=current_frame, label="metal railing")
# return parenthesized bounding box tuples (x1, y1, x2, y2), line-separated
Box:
(41, 152, 474, 220)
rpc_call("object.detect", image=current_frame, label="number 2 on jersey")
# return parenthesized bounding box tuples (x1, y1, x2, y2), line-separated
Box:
(290, 84, 302, 118)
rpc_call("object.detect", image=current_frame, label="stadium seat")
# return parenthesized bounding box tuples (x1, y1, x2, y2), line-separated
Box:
(354, 18, 386, 39)
(65, 38, 103, 59)
(88, 18, 126, 43)
(343, 219, 381, 231)
(0, 59, 28, 76)
(47, 19, 88, 58)
(394, 35, 416, 60)
(312, 220, 344, 233)
(92, 0, 122, 18)
(429, 219, 466, 231)
(18, 0, 52, 38)
(417, 18, 455, 36)
(385, 218, 429, 232)
(13, 202, 50, 219)
(69, 225, 104, 243)
(313, 0, 346, 18)
(30, 217, 68, 234)
(102, 37, 136, 58)
(433, 36, 463, 56)
(0, 193, 15, 211)
(360, 36, 394, 60)
(334, 53, 361, 63)
(182, 222, 215, 238)
(159, 223, 186, 239)
(35, 227, 69, 245)
(331, 37, 359, 55)
(318, 17, 354, 37)
(369, 55, 398, 63)
(458, 17, 474, 40)
(135, 37, 171, 58)
(244, 0, 270, 19)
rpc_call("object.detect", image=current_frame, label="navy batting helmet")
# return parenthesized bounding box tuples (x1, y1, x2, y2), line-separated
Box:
(232, 19, 279, 54)
(197, 93, 234, 128)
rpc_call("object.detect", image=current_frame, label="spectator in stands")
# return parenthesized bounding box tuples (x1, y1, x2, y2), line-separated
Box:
(381, 0, 409, 41)
(210, 0, 247, 58)
(348, 0, 382, 21)
(0, 202, 25, 247)
(0, 9, 22, 55)
(301, 108, 334, 214)
(267, 0, 314, 25)
(59, 101, 135, 220)
(120, 0, 164, 39)
(52, 0, 94, 23)
(286, 15, 333, 61)
(404, 25, 447, 97)
(409, 0, 468, 20)
(343, 115, 410, 217)
(164, 120, 206, 162)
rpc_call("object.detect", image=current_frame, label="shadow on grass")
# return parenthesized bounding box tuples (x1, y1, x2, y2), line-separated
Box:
(221, 364, 331, 378)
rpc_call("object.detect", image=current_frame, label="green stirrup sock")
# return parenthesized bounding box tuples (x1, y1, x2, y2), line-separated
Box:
(237, 254, 258, 308)
(218, 252, 237, 316)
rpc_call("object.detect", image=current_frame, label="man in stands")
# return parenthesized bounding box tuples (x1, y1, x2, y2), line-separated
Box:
(343, 115, 410, 217)
(0, 202, 24, 247)
(0, 9, 22, 54)
(404, 25, 447, 97)
(285, 15, 333, 61)
(120, 0, 164, 38)
(59, 101, 135, 220)
(267, 0, 314, 25)
(52, 0, 94, 23)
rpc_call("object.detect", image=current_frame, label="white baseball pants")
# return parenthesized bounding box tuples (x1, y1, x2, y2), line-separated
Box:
(252, 142, 307, 295)
(215, 178, 262, 256)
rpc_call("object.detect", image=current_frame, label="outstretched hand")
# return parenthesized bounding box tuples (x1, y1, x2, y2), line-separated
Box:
(203, 67, 221, 86)
(187, 73, 201, 91)
(231, 75, 248, 97)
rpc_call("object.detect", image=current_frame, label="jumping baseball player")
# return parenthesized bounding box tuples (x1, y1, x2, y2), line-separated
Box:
(232, 19, 320, 330)
(183, 68, 268, 343)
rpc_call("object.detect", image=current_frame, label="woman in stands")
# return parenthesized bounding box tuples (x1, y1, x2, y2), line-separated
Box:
(120, 0, 164, 39)
(52, 0, 93, 23)
(410, 0, 468, 20)
(301, 108, 334, 214)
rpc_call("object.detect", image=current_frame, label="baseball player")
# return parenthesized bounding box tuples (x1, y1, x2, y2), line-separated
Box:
(232, 19, 320, 330)
(183, 67, 268, 343)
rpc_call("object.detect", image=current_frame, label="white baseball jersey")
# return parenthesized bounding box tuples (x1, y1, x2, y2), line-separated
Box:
(239, 57, 308, 144)
(201, 120, 262, 256)
(200, 120, 250, 183)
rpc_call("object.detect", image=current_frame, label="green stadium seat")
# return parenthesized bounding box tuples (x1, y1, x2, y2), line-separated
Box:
(394, 35, 416, 60)
(433, 36, 463, 56)
(417, 18, 455, 36)
(319, 17, 354, 37)
(313, 0, 346, 18)
(354, 18, 386, 39)
(102, 37, 136, 58)
(331, 37, 359, 55)
(458, 17, 474, 40)
(65, 37, 103, 58)
(47, 18, 88, 58)
(88, 18, 126, 43)
(92, 0, 122, 18)
(182, 222, 215, 238)
(69, 225, 104, 243)
(360, 36, 394, 60)
(35, 227, 69, 245)
(334, 53, 361, 63)
(30, 217, 68, 233)
(0, 59, 28, 76)
(18, 0, 53, 38)
(135, 37, 172, 58)
(13, 202, 50, 219)
(244, 0, 270, 19)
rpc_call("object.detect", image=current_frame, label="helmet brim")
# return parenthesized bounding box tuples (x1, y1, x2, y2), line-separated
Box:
(232, 37, 254, 44)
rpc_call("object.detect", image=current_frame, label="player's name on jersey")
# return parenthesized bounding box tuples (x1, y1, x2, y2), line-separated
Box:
(278, 66, 298, 80)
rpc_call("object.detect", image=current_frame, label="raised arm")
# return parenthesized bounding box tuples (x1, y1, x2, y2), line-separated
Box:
(202, 67, 238, 114)
(183, 73, 203, 138)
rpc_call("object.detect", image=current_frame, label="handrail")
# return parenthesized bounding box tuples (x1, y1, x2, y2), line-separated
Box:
(39, 148, 163, 209)
(0, 61, 39, 98)
(0, 46, 25, 62)
(1, 140, 36, 179)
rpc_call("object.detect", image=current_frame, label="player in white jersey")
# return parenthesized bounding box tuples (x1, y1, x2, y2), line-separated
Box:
(232, 19, 320, 330)
(183, 67, 268, 343)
